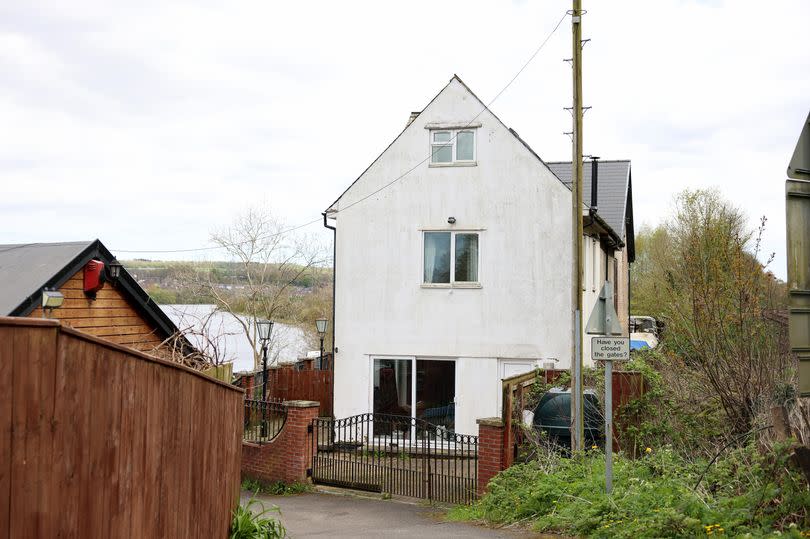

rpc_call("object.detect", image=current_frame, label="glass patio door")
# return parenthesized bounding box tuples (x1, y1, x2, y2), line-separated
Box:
(372, 357, 456, 436)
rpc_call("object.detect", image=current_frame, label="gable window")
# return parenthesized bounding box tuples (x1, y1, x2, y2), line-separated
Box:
(430, 129, 476, 165)
(423, 231, 479, 286)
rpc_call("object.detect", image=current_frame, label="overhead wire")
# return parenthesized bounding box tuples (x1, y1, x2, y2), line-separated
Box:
(110, 10, 569, 256)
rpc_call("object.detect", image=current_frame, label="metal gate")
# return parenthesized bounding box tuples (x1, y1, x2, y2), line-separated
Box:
(309, 413, 478, 504)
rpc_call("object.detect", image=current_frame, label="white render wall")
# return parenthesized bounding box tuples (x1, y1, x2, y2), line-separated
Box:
(329, 78, 574, 435)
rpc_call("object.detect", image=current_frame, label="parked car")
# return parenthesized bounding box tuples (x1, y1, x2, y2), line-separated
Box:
(630, 315, 663, 350)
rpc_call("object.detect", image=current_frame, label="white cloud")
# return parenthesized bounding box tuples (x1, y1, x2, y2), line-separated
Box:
(0, 0, 807, 278)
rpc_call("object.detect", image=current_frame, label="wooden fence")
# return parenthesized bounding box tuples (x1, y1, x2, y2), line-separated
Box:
(236, 361, 333, 417)
(0, 317, 244, 538)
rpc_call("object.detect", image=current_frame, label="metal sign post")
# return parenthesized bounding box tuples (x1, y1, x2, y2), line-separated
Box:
(592, 336, 629, 494)
(604, 357, 613, 493)
(586, 281, 628, 495)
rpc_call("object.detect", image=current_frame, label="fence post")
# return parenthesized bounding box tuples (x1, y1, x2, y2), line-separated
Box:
(476, 417, 505, 496)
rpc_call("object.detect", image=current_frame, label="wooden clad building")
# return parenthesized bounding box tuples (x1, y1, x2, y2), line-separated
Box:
(0, 240, 184, 355)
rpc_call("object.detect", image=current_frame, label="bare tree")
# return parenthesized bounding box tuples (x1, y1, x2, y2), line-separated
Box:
(201, 206, 327, 372)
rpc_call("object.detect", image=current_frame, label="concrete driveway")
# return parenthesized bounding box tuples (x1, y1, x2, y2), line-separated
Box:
(241, 489, 542, 538)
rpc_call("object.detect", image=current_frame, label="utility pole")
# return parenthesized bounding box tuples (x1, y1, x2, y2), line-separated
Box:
(570, 0, 585, 453)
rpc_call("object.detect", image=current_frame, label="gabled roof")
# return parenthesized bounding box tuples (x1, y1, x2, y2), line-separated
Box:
(325, 75, 566, 214)
(0, 239, 182, 341)
(545, 160, 633, 241)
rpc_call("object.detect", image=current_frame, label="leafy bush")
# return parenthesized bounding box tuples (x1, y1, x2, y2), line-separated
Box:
(450, 444, 809, 538)
(230, 498, 287, 539)
(616, 349, 729, 459)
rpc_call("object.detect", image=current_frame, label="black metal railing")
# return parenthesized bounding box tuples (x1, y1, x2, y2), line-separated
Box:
(310, 413, 478, 504)
(243, 398, 287, 443)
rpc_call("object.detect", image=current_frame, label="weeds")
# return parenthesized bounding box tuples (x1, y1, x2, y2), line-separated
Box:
(241, 478, 311, 496)
(230, 498, 287, 539)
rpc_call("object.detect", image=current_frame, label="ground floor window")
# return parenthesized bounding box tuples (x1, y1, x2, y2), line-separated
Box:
(373, 357, 455, 434)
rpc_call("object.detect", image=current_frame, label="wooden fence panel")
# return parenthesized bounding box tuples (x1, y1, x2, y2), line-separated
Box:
(0, 317, 243, 539)
(0, 328, 13, 537)
(263, 367, 333, 417)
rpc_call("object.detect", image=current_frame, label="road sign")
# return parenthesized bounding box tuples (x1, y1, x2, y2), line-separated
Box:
(591, 337, 630, 361)
(585, 281, 623, 336)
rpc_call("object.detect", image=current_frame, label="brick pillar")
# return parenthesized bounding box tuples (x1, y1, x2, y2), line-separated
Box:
(281, 400, 320, 483)
(241, 400, 320, 485)
(477, 417, 505, 496)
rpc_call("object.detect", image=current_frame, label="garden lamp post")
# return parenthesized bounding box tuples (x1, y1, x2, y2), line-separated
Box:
(315, 318, 328, 370)
(257, 318, 274, 437)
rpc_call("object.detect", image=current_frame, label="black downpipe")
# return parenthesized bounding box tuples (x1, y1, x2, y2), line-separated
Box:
(322, 212, 336, 358)
(590, 157, 599, 210)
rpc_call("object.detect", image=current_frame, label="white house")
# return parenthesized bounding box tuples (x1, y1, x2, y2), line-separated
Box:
(324, 76, 633, 436)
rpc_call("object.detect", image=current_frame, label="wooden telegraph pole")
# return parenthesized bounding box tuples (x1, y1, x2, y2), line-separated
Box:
(570, 0, 585, 452)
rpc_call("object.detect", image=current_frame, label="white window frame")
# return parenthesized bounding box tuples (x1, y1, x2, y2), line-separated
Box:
(429, 129, 477, 166)
(421, 230, 481, 288)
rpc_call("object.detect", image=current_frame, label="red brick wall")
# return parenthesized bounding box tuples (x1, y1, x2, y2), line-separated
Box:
(241, 401, 320, 484)
(477, 418, 506, 495)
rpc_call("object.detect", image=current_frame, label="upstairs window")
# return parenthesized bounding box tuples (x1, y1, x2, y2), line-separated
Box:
(423, 231, 479, 285)
(430, 129, 476, 165)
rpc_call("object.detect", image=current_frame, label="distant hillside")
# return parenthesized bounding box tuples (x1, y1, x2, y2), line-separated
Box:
(122, 260, 333, 332)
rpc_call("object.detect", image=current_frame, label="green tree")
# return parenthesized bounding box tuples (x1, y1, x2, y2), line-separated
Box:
(653, 189, 791, 435)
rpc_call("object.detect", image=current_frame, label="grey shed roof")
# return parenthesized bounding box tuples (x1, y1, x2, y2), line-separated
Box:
(545, 160, 632, 240)
(0, 241, 94, 315)
(0, 240, 185, 347)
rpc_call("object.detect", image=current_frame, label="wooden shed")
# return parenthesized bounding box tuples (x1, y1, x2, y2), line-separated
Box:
(0, 240, 185, 355)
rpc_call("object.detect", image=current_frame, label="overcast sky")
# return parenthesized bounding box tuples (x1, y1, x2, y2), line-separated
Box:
(1, 1, 807, 278)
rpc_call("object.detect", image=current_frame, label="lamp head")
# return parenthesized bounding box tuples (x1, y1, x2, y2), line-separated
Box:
(108, 259, 123, 280)
(256, 319, 274, 342)
(315, 318, 328, 336)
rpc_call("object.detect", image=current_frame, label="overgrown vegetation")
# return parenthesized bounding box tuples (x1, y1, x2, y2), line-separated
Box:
(454, 189, 810, 537)
(450, 445, 809, 537)
(230, 498, 287, 539)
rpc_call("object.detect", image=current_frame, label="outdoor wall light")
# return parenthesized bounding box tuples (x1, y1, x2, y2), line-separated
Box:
(41, 289, 64, 309)
(108, 259, 123, 281)
(41, 289, 64, 318)
(447, 216, 456, 224)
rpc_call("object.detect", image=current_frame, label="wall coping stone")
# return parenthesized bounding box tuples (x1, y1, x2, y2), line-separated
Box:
(284, 400, 320, 408)
(476, 417, 504, 427)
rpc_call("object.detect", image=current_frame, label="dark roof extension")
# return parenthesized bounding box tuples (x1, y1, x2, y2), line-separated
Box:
(545, 160, 635, 262)
(0, 240, 182, 341)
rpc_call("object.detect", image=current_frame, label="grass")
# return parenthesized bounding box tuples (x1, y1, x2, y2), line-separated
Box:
(448, 444, 809, 538)
(242, 478, 312, 496)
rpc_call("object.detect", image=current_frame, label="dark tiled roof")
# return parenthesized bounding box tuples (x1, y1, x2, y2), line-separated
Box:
(545, 160, 632, 240)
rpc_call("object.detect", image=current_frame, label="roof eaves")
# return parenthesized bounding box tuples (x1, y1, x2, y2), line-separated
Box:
(9, 240, 97, 316)
(326, 74, 570, 213)
(324, 77, 457, 214)
(587, 211, 624, 248)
